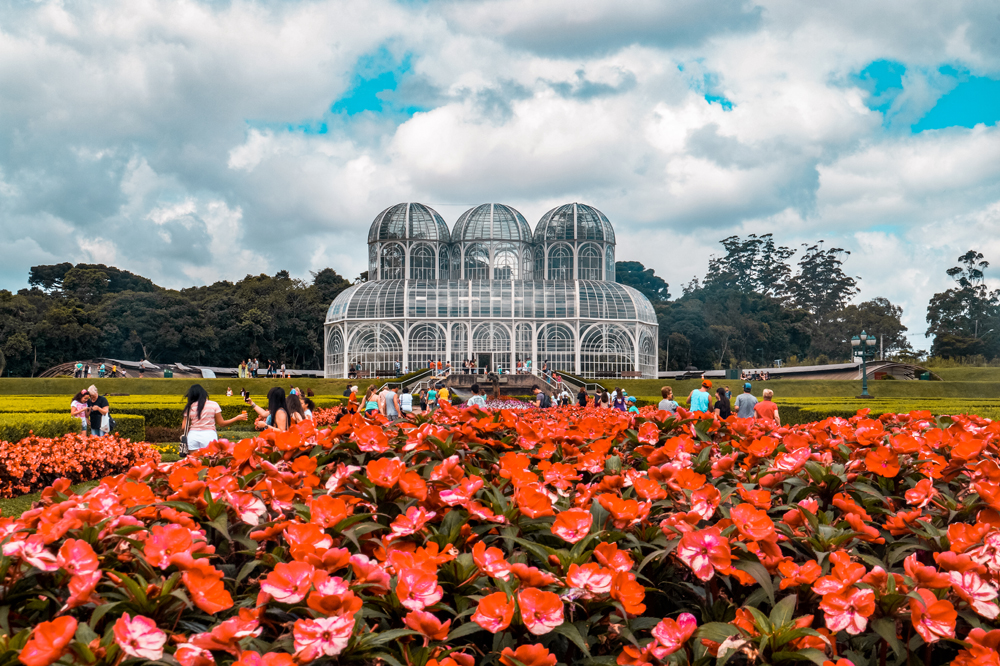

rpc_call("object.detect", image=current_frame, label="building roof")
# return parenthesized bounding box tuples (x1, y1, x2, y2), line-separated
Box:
(452, 203, 533, 243)
(368, 203, 451, 243)
(534, 203, 616, 244)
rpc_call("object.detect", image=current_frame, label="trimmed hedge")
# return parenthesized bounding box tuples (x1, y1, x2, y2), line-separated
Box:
(112, 414, 146, 442)
(0, 414, 81, 441)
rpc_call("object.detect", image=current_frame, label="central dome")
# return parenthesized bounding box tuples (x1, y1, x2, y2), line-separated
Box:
(534, 203, 616, 243)
(452, 204, 533, 242)
(368, 203, 450, 243)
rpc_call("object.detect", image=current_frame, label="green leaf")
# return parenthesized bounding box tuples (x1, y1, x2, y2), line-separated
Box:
(695, 622, 741, 643)
(553, 622, 591, 657)
(236, 560, 264, 583)
(361, 628, 421, 647)
(872, 618, 905, 659)
(89, 602, 119, 629)
(769, 595, 797, 628)
(771, 648, 827, 665)
(743, 606, 772, 635)
(734, 559, 775, 605)
(446, 622, 484, 641)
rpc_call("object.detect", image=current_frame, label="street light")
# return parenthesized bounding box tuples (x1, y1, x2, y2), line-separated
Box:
(851, 330, 878, 398)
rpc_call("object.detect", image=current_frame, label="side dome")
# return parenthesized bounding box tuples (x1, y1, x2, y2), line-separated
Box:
(534, 203, 616, 243)
(452, 204, 533, 242)
(368, 203, 450, 243)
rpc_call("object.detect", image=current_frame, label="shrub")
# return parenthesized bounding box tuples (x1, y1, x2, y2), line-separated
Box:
(111, 414, 146, 442)
(2, 405, 1000, 666)
(0, 432, 159, 497)
(144, 425, 182, 442)
(0, 413, 81, 441)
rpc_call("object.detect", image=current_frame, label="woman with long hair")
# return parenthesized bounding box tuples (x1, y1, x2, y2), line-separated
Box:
(286, 394, 306, 425)
(182, 384, 248, 452)
(248, 386, 290, 432)
(363, 385, 379, 417)
(714, 386, 732, 419)
(612, 387, 627, 411)
(303, 398, 315, 420)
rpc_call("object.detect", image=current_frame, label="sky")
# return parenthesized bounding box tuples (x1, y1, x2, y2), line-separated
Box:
(2, 0, 1000, 350)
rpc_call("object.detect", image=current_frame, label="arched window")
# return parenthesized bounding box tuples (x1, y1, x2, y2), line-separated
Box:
(450, 323, 469, 368)
(534, 247, 545, 280)
(638, 330, 656, 379)
(493, 244, 519, 280)
(380, 243, 404, 280)
(537, 323, 575, 374)
(410, 243, 435, 280)
(325, 327, 344, 377)
(579, 244, 603, 280)
(581, 324, 634, 378)
(368, 245, 378, 280)
(473, 323, 511, 372)
(515, 323, 532, 367)
(522, 247, 534, 279)
(407, 323, 447, 371)
(547, 244, 574, 280)
(451, 246, 461, 279)
(347, 323, 402, 375)
(465, 243, 489, 280)
(606, 246, 615, 282)
(439, 246, 450, 280)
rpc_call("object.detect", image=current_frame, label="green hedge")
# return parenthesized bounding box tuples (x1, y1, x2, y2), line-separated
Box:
(0, 377, 354, 396)
(112, 415, 146, 442)
(0, 414, 82, 441)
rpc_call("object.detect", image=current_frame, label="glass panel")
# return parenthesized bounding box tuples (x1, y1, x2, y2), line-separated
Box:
(542, 205, 574, 240)
(579, 243, 602, 280)
(381, 243, 404, 279)
(369, 244, 378, 280)
(407, 323, 447, 372)
(439, 246, 450, 280)
(451, 323, 470, 369)
(465, 244, 489, 280)
(547, 244, 573, 280)
(606, 246, 615, 282)
(638, 329, 656, 379)
(378, 204, 407, 240)
(493, 244, 519, 280)
(346, 322, 403, 376)
(537, 323, 575, 374)
(325, 327, 344, 377)
(581, 323, 634, 378)
(410, 243, 436, 280)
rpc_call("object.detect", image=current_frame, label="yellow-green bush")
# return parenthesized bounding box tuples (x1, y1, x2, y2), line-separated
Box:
(0, 414, 82, 441)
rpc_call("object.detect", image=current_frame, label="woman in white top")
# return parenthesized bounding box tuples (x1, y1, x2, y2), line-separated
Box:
(70, 390, 89, 432)
(182, 384, 248, 451)
(399, 387, 414, 414)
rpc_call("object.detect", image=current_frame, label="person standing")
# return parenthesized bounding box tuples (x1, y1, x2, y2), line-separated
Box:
(532, 386, 551, 408)
(70, 390, 89, 432)
(85, 385, 109, 436)
(657, 387, 679, 413)
(627, 396, 639, 413)
(437, 384, 450, 409)
(612, 388, 627, 411)
(599, 389, 610, 409)
(74, 362, 83, 378)
(400, 387, 414, 415)
(577, 386, 589, 407)
(182, 385, 248, 451)
(713, 387, 732, 419)
(688, 380, 712, 413)
(362, 385, 379, 417)
(467, 383, 487, 409)
(380, 385, 400, 420)
(286, 394, 306, 425)
(734, 383, 758, 419)
(754, 389, 781, 425)
(426, 385, 438, 412)
(280, 361, 286, 378)
(248, 387, 291, 431)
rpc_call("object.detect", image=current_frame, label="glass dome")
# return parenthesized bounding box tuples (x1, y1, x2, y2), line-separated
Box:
(534, 203, 616, 244)
(368, 203, 450, 243)
(452, 204, 533, 242)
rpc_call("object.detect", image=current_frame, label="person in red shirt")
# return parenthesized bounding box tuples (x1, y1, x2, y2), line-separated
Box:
(754, 388, 780, 425)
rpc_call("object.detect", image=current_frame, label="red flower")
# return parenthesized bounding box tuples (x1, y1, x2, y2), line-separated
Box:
(610, 571, 647, 615)
(515, 485, 555, 518)
(19, 616, 77, 666)
(471, 592, 516, 633)
(367, 457, 406, 488)
(500, 644, 557, 666)
(650, 613, 697, 658)
(778, 560, 821, 590)
(182, 566, 234, 614)
(905, 478, 936, 508)
(389, 507, 437, 539)
(261, 561, 316, 604)
(730, 503, 775, 541)
(518, 588, 564, 635)
(909, 588, 956, 643)
(566, 562, 613, 596)
(551, 508, 593, 543)
(404, 611, 451, 640)
(594, 542, 633, 572)
(864, 447, 900, 478)
(472, 541, 511, 578)
(820, 588, 875, 635)
(396, 568, 443, 611)
(676, 527, 732, 581)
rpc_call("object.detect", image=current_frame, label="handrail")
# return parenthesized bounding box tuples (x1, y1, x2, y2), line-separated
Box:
(376, 368, 433, 393)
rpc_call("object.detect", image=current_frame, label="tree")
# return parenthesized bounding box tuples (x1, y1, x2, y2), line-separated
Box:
(926, 250, 1000, 359)
(837, 298, 914, 358)
(615, 261, 670, 302)
(705, 234, 793, 298)
(788, 244, 859, 316)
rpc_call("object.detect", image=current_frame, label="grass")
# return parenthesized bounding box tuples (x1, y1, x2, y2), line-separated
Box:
(0, 480, 100, 518)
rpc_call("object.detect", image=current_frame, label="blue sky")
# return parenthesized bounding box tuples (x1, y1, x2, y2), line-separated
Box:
(3, 0, 1000, 350)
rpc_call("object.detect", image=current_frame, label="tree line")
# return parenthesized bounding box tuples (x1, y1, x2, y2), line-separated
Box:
(616, 234, 916, 370)
(0, 263, 352, 376)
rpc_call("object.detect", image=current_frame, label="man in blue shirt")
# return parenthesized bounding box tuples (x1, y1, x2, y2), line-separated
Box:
(688, 380, 712, 413)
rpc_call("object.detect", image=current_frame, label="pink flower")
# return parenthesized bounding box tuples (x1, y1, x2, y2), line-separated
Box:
(820, 588, 875, 635)
(566, 563, 613, 597)
(439, 476, 485, 506)
(114, 613, 167, 661)
(57, 539, 99, 577)
(389, 507, 437, 539)
(675, 528, 732, 581)
(948, 570, 999, 619)
(551, 509, 593, 544)
(3, 535, 58, 572)
(261, 561, 316, 604)
(517, 588, 564, 635)
(396, 568, 444, 611)
(650, 613, 698, 658)
(472, 542, 511, 579)
(293, 616, 355, 660)
(471, 592, 516, 633)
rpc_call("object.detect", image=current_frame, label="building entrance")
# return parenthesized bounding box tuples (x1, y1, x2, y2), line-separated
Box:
(477, 353, 492, 372)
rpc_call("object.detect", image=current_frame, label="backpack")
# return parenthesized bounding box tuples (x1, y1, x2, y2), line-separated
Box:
(539, 393, 551, 408)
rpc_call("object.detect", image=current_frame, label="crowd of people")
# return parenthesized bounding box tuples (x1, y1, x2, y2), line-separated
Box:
(741, 370, 772, 382)
(73, 362, 127, 378)
(238, 359, 290, 379)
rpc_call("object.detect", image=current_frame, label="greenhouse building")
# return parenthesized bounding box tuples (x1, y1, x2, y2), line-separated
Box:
(324, 202, 659, 379)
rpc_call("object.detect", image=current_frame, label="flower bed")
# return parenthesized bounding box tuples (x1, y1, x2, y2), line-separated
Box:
(0, 433, 159, 497)
(2, 405, 1000, 666)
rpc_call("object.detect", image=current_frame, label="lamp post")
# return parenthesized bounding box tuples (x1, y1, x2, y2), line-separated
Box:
(851, 330, 878, 398)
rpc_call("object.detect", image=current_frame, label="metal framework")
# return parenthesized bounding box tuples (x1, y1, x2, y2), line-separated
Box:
(326, 202, 658, 378)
